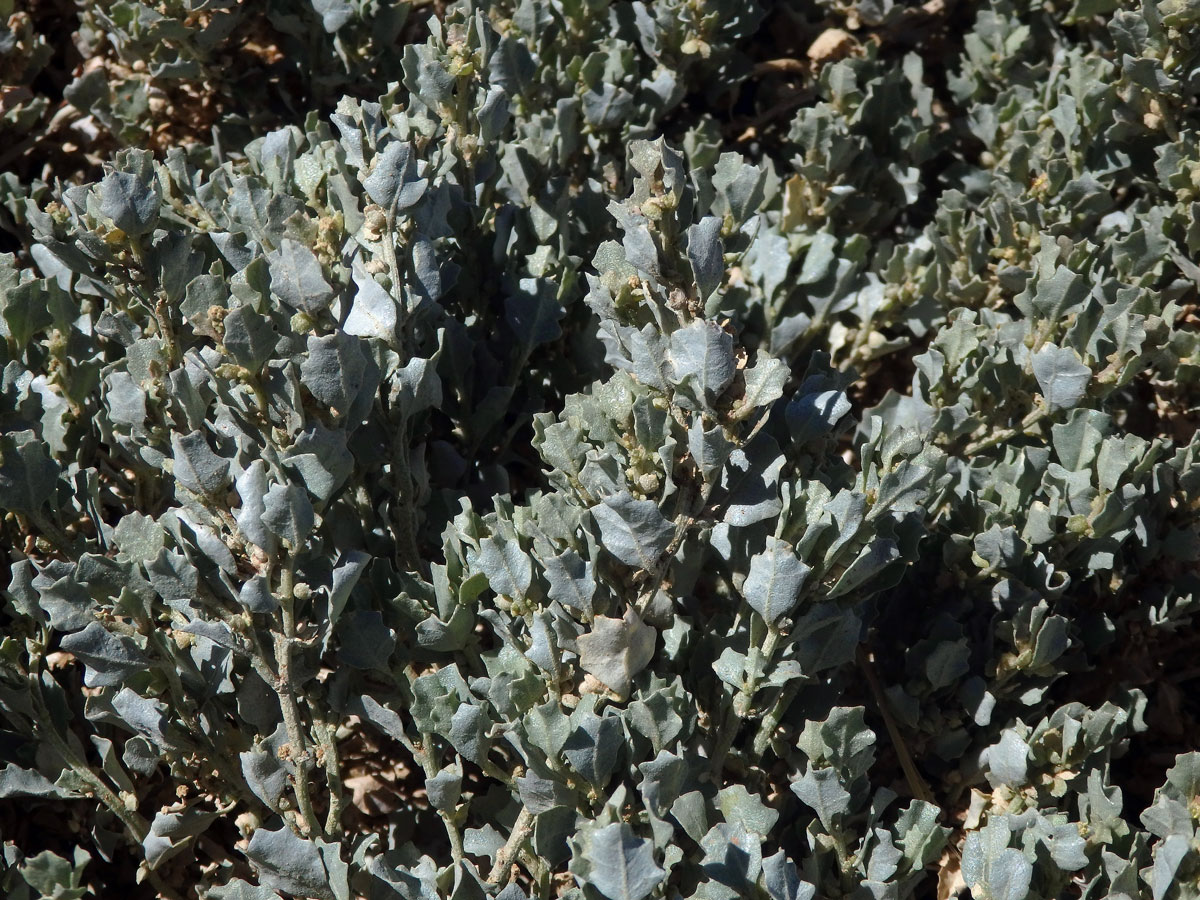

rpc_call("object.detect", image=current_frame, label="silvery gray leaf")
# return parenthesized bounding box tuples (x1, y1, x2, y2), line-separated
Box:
(268, 239, 333, 313)
(1032, 344, 1091, 412)
(542, 548, 595, 615)
(262, 482, 314, 546)
(637, 751, 685, 817)
(984, 731, 1030, 788)
(60, 622, 148, 688)
(328, 550, 369, 626)
(143, 807, 219, 870)
(742, 537, 810, 624)
(104, 371, 147, 427)
(564, 714, 622, 787)
(364, 141, 426, 210)
(738, 354, 788, 415)
(246, 827, 343, 900)
(687, 216, 724, 301)
(311, 0, 354, 32)
(669, 320, 736, 405)
(300, 333, 371, 417)
(222, 306, 278, 371)
(475, 535, 532, 598)
(582, 823, 664, 900)
(798, 232, 837, 285)
(235, 460, 276, 553)
(517, 770, 572, 815)
(786, 389, 851, 444)
(712, 153, 766, 223)
(0, 430, 60, 513)
(790, 767, 850, 831)
(0, 764, 80, 799)
(762, 851, 815, 900)
(99, 171, 160, 236)
(344, 269, 398, 342)
(171, 432, 228, 497)
(591, 492, 673, 571)
(426, 765, 462, 811)
(238, 574, 278, 614)
(577, 609, 656, 699)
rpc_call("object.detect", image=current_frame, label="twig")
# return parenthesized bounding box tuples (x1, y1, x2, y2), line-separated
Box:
(315, 717, 346, 837)
(30, 677, 194, 900)
(412, 734, 464, 866)
(963, 406, 1048, 456)
(44, 722, 148, 840)
(0, 103, 80, 172)
(753, 58, 807, 76)
(487, 806, 534, 887)
(635, 408, 773, 617)
(274, 557, 325, 838)
(25, 510, 77, 559)
(146, 870, 189, 900)
(740, 88, 817, 138)
(752, 680, 803, 758)
(709, 624, 782, 779)
(856, 645, 932, 804)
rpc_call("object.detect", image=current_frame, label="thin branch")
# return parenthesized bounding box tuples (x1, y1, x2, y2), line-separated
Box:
(963, 406, 1048, 456)
(856, 645, 933, 804)
(636, 408, 773, 617)
(752, 58, 807, 76)
(0, 103, 80, 172)
(410, 733, 464, 866)
(274, 556, 325, 839)
(709, 624, 781, 779)
(487, 806, 534, 887)
(315, 717, 347, 837)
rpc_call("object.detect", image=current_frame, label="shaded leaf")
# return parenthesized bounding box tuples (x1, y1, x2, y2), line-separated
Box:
(300, 333, 370, 417)
(60, 623, 148, 688)
(171, 432, 229, 496)
(687, 217, 724, 301)
(0, 429, 58, 513)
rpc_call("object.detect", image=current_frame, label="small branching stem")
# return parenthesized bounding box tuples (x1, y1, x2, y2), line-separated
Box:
(274, 556, 325, 839)
(636, 408, 773, 616)
(30, 675, 187, 900)
(412, 732, 464, 866)
(44, 718, 148, 840)
(710, 621, 781, 779)
(752, 680, 803, 758)
(744, 624, 780, 704)
(27, 510, 76, 557)
(315, 717, 346, 837)
(487, 805, 534, 887)
(856, 645, 933, 804)
(964, 406, 1048, 456)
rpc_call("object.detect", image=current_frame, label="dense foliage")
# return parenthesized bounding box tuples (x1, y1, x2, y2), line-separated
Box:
(1, 0, 1199, 898)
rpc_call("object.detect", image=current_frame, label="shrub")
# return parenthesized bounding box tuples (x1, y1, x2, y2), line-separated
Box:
(1, 1, 1199, 899)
